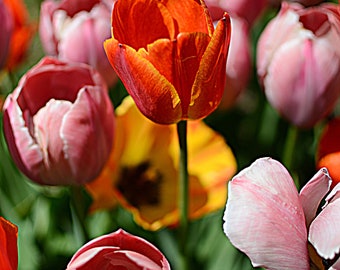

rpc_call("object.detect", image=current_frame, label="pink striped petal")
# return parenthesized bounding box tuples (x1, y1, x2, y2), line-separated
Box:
(223, 157, 309, 269)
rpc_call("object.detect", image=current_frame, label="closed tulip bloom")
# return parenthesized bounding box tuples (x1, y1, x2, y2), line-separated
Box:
(0, 0, 13, 69)
(0, 217, 18, 270)
(224, 158, 340, 270)
(257, 2, 340, 129)
(39, 0, 118, 86)
(66, 229, 170, 270)
(104, 0, 231, 124)
(3, 57, 114, 186)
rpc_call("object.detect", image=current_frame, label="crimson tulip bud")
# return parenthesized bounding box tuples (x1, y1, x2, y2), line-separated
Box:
(257, 2, 340, 128)
(3, 57, 115, 186)
(39, 0, 118, 86)
(104, 0, 231, 124)
(66, 229, 171, 269)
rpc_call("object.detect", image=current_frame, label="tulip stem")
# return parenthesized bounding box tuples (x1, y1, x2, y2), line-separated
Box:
(282, 125, 299, 188)
(70, 186, 90, 244)
(177, 120, 189, 270)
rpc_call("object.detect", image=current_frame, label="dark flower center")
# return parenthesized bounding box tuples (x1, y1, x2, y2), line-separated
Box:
(117, 162, 162, 208)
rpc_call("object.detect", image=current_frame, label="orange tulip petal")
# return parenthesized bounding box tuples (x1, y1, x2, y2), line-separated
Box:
(317, 153, 340, 188)
(0, 217, 18, 270)
(189, 13, 231, 119)
(112, 0, 175, 50)
(162, 0, 213, 35)
(104, 38, 181, 124)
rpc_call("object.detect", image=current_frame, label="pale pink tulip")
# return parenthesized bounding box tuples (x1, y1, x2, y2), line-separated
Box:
(0, 0, 13, 69)
(203, 3, 252, 109)
(220, 15, 252, 109)
(204, 0, 268, 26)
(3, 57, 114, 186)
(39, 0, 118, 86)
(223, 157, 340, 269)
(257, 2, 340, 128)
(67, 229, 171, 270)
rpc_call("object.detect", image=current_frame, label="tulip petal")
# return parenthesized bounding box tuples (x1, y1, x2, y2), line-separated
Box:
(309, 196, 340, 262)
(61, 86, 114, 184)
(104, 38, 181, 124)
(112, 0, 175, 50)
(3, 96, 44, 181)
(299, 168, 331, 226)
(0, 217, 18, 270)
(223, 158, 309, 270)
(188, 14, 230, 119)
(33, 98, 73, 185)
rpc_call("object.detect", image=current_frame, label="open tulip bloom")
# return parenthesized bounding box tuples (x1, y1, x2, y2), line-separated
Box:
(223, 157, 340, 270)
(104, 0, 231, 124)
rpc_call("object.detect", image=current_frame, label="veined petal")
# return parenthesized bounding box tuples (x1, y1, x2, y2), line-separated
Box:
(112, 0, 175, 50)
(188, 13, 231, 120)
(299, 168, 331, 227)
(223, 158, 309, 270)
(162, 0, 213, 35)
(104, 38, 181, 124)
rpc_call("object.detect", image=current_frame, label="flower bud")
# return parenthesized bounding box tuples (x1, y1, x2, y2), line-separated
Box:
(3, 57, 115, 185)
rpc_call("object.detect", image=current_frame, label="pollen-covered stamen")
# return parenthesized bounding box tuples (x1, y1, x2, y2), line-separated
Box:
(117, 161, 162, 207)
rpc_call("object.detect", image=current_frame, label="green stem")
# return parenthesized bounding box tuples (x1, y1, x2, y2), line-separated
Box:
(70, 186, 90, 244)
(177, 120, 189, 270)
(282, 125, 299, 188)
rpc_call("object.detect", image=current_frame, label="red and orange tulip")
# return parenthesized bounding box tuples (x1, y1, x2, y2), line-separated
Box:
(104, 0, 231, 124)
(3, 0, 34, 70)
(0, 217, 18, 270)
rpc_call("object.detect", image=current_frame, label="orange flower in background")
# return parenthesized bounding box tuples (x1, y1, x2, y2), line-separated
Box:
(3, 0, 34, 70)
(316, 117, 340, 188)
(0, 217, 18, 270)
(86, 96, 237, 230)
(104, 0, 231, 124)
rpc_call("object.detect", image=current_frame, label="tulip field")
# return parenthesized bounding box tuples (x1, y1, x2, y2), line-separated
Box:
(1, 0, 340, 269)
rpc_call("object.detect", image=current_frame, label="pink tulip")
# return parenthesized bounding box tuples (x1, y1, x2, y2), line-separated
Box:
(257, 2, 340, 128)
(204, 0, 268, 26)
(0, 0, 13, 69)
(220, 15, 252, 109)
(3, 57, 114, 186)
(67, 229, 171, 270)
(223, 157, 340, 269)
(203, 3, 253, 109)
(39, 0, 118, 86)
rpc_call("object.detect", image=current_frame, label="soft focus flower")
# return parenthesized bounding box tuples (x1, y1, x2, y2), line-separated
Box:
(39, 0, 118, 86)
(257, 2, 340, 129)
(104, 0, 231, 124)
(203, 3, 252, 109)
(270, 0, 325, 8)
(86, 96, 236, 230)
(0, 0, 13, 69)
(67, 229, 170, 269)
(316, 117, 340, 189)
(3, 0, 34, 70)
(205, 0, 268, 26)
(0, 217, 18, 270)
(3, 57, 114, 186)
(223, 157, 340, 270)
